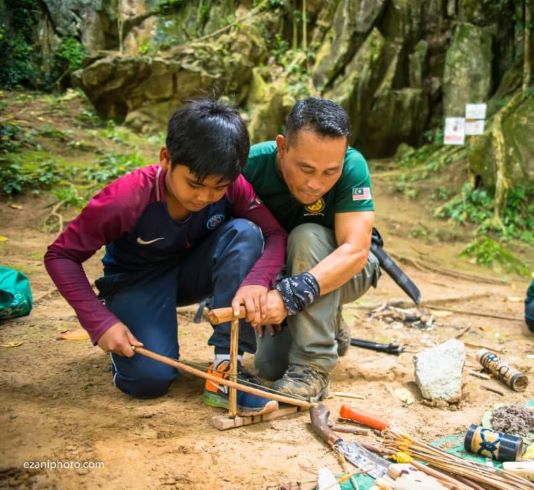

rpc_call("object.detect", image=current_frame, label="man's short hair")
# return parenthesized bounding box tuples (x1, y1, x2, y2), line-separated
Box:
(166, 99, 249, 182)
(285, 97, 350, 146)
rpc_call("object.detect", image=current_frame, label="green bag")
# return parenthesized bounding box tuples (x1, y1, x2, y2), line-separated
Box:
(0, 266, 33, 319)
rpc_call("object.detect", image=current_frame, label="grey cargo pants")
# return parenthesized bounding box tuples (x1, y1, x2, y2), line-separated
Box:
(255, 223, 381, 379)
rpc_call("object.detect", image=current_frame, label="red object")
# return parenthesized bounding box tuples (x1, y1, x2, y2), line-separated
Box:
(339, 404, 389, 431)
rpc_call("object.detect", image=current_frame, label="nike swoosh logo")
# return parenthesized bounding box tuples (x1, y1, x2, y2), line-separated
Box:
(136, 237, 165, 245)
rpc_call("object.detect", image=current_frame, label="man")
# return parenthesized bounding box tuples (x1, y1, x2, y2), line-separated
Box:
(244, 97, 381, 402)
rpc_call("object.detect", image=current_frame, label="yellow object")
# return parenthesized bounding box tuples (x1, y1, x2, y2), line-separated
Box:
(390, 451, 412, 463)
(523, 443, 534, 460)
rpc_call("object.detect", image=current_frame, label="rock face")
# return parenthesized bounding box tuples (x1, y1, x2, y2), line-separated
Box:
(73, 10, 273, 128)
(6, 0, 530, 174)
(414, 339, 465, 403)
(442, 22, 492, 117)
(468, 93, 534, 188)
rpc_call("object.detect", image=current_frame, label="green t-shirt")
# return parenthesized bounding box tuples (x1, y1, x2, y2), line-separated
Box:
(244, 141, 374, 232)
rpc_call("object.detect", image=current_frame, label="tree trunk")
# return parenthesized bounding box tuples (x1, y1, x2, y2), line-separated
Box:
(524, 0, 532, 93)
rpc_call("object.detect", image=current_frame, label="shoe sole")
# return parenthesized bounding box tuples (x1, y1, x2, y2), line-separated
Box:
(273, 382, 330, 404)
(203, 392, 279, 416)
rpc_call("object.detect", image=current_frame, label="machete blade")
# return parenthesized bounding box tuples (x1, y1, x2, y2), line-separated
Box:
(334, 440, 390, 479)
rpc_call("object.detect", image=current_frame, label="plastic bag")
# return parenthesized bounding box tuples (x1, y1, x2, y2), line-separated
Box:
(0, 266, 33, 319)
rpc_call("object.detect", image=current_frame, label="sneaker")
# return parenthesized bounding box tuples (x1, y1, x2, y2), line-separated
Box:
(272, 364, 329, 402)
(335, 311, 351, 357)
(203, 360, 278, 416)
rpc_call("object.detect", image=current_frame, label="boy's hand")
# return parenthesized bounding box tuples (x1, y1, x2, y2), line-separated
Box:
(97, 322, 143, 357)
(231, 285, 268, 327)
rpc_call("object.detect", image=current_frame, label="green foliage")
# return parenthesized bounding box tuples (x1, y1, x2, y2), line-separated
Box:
(437, 183, 534, 243)
(55, 38, 85, 72)
(0, 26, 39, 88)
(0, 162, 31, 194)
(83, 153, 147, 184)
(461, 237, 529, 276)
(54, 185, 85, 208)
(0, 123, 27, 153)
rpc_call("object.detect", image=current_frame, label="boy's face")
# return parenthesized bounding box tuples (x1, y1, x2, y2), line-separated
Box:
(275, 129, 346, 205)
(160, 148, 232, 212)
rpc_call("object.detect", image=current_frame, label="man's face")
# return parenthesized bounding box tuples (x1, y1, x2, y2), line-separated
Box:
(276, 129, 347, 205)
(160, 148, 231, 213)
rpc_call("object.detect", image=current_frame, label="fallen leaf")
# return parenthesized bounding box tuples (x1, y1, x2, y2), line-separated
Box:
(507, 296, 523, 302)
(56, 329, 89, 341)
(8, 204, 22, 210)
(0, 341, 23, 347)
(0, 236, 8, 242)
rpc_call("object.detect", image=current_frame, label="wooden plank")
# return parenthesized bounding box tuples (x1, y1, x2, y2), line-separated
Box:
(211, 405, 304, 430)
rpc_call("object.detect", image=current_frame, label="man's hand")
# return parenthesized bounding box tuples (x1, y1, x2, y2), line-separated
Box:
(97, 322, 143, 357)
(231, 285, 268, 327)
(256, 290, 288, 337)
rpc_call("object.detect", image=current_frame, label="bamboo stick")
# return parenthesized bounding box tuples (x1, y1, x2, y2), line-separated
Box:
(207, 306, 246, 324)
(133, 346, 312, 409)
(228, 316, 239, 417)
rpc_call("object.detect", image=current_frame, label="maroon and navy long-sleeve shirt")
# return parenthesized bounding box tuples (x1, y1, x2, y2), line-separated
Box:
(44, 165, 287, 343)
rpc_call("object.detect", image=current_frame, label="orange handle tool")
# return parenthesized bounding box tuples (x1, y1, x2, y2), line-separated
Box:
(339, 404, 389, 431)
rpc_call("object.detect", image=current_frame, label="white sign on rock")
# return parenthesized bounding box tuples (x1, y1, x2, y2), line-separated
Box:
(465, 103, 487, 120)
(444, 117, 465, 145)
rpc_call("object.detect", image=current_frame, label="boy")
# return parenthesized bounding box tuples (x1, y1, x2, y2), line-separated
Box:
(44, 99, 287, 415)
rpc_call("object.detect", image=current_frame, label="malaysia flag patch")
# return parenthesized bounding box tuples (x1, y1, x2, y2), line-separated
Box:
(352, 187, 371, 201)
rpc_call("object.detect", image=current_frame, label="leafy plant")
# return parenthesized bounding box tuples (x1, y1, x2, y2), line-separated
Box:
(83, 153, 146, 184)
(0, 161, 31, 194)
(54, 185, 85, 208)
(55, 37, 85, 72)
(461, 237, 529, 276)
(437, 183, 534, 243)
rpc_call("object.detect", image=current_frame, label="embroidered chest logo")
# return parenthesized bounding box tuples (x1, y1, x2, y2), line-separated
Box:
(206, 213, 226, 230)
(304, 198, 325, 214)
(136, 237, 165, 246)
(352, 187, 371, 201)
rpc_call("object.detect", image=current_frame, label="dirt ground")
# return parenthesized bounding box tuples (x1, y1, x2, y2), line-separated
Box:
(1, 92, 533, 490)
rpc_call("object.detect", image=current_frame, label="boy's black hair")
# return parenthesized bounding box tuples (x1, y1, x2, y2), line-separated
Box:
(166, 99, 249, 182)
(285, 97, 350, 146)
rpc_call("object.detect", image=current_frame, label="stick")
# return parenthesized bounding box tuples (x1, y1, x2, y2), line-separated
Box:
(480, 384, 505, 396)
(229, 316, 238, 417)
(207, 307, 246, 324)
(133, 346, 312, 409)
(468, 371, 490, 380)
(330, 391, 365, 400)
(427, 305, 521, 322)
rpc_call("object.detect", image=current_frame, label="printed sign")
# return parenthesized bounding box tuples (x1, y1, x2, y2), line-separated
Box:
(465, 119, 485, 135)
(444, 117, 465, 145)
(465, 103, 487, 120)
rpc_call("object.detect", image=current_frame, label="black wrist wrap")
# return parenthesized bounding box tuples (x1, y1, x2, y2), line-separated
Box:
(274, 272, 320, 316)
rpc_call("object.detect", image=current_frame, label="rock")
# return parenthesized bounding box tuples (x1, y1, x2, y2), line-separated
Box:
(327, 28, 386, 143)
(312, 0, 387, 90)
(414, 339, 465, 403)
(468, 93, 534, 188)
(379, 0, 424, 45)
(442, 22, 492, 117)
(73, 11, 274, 129)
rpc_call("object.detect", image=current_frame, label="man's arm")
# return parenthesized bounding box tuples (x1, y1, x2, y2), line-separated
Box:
(309, 210, 374, 295)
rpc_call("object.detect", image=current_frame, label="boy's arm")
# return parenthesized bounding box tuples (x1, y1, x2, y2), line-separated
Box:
(44, 174, 150, 347)
(226, 175, 288, 325)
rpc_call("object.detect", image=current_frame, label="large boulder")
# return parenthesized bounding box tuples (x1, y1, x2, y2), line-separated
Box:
(442, 22, 492, 117)
(43, 0, 120, 50)
(468, 93, 534, 188)
(73, 10, 273, 130)
(312, 0, 387, 90)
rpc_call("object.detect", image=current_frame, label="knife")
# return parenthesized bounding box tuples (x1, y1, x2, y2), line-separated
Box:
(310, 404, 391, 480)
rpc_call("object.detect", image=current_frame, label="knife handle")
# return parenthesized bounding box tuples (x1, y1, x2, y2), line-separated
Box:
(339, 404, 389, 431)
(310, 404, 341, 447)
